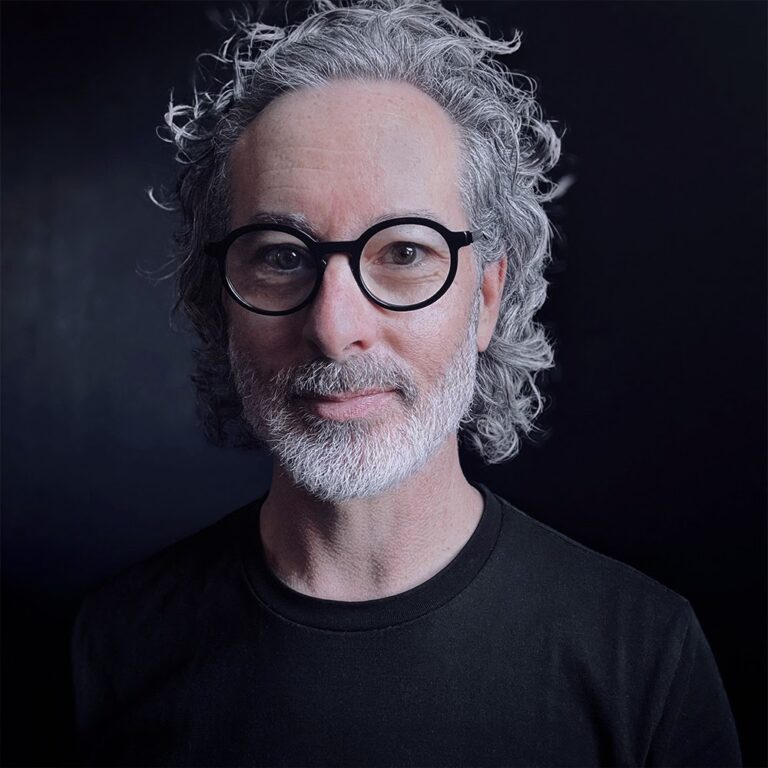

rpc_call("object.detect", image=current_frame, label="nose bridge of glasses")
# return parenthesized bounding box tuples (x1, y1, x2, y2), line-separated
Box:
(312, 239, 361, 264)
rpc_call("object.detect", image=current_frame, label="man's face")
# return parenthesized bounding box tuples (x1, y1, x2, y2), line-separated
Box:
(226, 80, 504, 500)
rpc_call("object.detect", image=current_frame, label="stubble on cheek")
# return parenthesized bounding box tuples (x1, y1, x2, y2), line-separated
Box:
(227, 334, 274, 440)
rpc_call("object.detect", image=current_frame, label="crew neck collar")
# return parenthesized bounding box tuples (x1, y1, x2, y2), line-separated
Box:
(238, 482, 503, 631)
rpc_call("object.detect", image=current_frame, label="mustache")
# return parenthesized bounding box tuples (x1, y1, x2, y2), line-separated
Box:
(270, 355, 419, 406)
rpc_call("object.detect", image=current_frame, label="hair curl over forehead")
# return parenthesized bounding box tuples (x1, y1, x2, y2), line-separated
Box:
(150, 0, 566, 464)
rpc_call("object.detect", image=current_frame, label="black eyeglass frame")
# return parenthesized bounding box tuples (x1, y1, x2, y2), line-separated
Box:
(204, 216, 481, 316)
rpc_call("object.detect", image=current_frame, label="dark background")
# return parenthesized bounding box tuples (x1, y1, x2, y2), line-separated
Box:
(2, 1, 765, 765)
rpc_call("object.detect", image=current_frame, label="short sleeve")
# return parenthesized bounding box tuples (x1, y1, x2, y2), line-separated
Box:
(646, 602, 742, 767)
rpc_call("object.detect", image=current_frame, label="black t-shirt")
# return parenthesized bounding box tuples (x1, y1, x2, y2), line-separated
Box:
(71, 484, 742, 767)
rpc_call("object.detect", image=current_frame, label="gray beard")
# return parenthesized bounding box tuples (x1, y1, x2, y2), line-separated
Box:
(229, 299, 480, 502)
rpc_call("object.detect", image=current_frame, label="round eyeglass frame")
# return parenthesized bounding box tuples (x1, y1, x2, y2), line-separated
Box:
(204, 216, 481, 316)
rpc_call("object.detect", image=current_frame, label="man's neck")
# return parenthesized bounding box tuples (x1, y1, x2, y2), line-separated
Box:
(258, 436, 483, 602)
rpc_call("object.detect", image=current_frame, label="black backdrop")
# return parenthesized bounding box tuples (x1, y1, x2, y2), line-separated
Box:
(2, 1, 765, 765)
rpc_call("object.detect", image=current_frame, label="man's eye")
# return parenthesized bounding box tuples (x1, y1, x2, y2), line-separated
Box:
(258, 247, 310, 271)
(384, 242, 424, 266)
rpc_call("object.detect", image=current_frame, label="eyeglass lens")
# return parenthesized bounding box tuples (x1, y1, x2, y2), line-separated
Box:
(224, 223, 453, 312)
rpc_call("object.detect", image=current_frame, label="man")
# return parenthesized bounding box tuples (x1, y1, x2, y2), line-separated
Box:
(71, 1, 742, 765)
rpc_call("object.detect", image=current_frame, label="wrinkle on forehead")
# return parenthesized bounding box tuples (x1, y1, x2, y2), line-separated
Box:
(228, 79, 466, 236)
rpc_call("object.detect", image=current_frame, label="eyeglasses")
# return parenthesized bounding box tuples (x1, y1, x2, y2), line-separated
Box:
(204, 216, 481, 315)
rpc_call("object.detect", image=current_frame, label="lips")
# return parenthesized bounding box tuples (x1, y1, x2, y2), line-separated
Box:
(303, 389, 391, 402)
(294, 389, 396, 420)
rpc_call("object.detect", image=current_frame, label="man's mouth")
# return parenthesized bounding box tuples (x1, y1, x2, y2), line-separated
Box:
(295, 389, 397, 419)
(304, 388, 391, 402)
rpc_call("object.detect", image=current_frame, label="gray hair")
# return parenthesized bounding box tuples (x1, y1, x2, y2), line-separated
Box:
(149, 0, 566, 464)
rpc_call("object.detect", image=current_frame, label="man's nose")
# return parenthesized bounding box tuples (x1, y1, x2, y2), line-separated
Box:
(301, 254, 379, 359)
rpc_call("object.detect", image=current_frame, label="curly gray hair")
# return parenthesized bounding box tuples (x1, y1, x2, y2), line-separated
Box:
(149, 0, 566, 464)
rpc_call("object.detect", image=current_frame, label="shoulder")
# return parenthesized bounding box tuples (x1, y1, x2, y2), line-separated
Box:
(487, 488, 693, 641)
(485, 490, 741, 766)
(486, 488, 703, 709)
(493, 488, 686, 599)
(71, 500, 255, 651)
(70, 500, 258, 738)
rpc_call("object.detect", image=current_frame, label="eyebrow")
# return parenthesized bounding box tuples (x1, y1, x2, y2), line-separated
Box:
(245, 212, 321, 239)
(244, 209, 451, 239)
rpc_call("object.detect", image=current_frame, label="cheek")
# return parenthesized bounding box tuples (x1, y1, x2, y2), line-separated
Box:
(391, 310, 463, 379)
(227, 308, 302, 368)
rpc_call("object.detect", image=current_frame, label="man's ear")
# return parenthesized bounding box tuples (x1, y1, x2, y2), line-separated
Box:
(476, 257, 507, 353)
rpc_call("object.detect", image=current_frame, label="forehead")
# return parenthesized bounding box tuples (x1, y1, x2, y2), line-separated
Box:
(228, 79, 467, 234)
